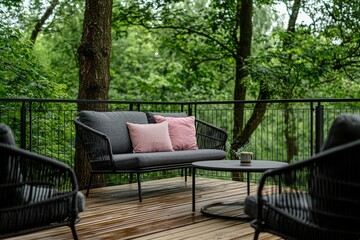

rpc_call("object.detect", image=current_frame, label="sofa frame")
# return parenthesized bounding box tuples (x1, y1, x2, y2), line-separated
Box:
(74, 110, 228, 202)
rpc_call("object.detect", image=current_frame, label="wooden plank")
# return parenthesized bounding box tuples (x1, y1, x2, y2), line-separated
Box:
(6, 177, 282, 240)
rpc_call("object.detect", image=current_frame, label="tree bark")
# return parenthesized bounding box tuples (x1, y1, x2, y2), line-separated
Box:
(232, 0, 253, 160)
(231, 0, 269, 158)
(283, 0, 301, 162)
(76, 0, 113, 189)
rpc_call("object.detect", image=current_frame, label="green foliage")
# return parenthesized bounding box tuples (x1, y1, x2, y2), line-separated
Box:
(0, 23, 68, 98)
(232, 141, 254, 159)
(32, 4, 84, 97)
(110, 0, 278, 101)
(2, 0, 360, 168)
(109, 25, 233, 101)
(248, 22, 360, 99)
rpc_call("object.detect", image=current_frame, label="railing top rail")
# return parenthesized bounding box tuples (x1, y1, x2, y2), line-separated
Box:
(1, 98, 360, 105)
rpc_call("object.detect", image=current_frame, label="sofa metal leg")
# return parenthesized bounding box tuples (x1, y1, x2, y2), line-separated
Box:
(137, 173, 142, 202)
(129, 173, 134, 183)
(253, 230, 260, 240)
(70, 223, 78, 240)
(86, 173, 94, 197)
(185, 168, 188, 182)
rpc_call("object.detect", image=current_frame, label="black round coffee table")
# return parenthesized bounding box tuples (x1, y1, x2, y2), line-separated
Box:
(191, 160, 288, 219)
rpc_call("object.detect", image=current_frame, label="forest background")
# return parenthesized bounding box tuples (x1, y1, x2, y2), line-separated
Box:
(1, 0, 360, 187)
(2, 0, 359, 101)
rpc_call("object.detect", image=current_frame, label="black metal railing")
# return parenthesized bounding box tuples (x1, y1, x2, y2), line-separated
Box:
(1, 98, 360, 183)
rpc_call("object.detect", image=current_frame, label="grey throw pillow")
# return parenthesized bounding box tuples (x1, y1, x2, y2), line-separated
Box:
(145, 112, 188, 123)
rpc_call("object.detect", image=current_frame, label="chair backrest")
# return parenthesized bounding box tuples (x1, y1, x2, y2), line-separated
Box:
(310, 114, 360, 233)
(0, 124, 26, 209)
(78, 111, 148, 154)
(0, 124, 17, 184)
(322, 114, 360, 151)
(0, 123, 16, 145)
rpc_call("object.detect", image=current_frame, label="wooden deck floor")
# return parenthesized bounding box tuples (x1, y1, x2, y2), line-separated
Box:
(7, 177, 282, 240)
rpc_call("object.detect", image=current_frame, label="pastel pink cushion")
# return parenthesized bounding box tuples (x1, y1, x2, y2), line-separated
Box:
(126, 122, 173, 153)
(153, 115, 198, 151)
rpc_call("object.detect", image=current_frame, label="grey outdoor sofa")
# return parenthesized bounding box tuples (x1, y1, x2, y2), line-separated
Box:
(74, 110, 228, 202)
(0, 124, 85, 239)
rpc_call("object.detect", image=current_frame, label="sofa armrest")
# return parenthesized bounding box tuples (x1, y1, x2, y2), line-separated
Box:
(195, 119, 227, 150)
(0, 144, 80, 235)
(74, 117, 113, 170)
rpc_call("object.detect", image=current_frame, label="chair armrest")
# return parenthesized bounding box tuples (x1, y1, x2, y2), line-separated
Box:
(0, 144, 79, 232)
(255, 159, 314, 226)
(195, 119, 228, 150)
(255, 139, 360, 230)
(74, 117, 113, 169)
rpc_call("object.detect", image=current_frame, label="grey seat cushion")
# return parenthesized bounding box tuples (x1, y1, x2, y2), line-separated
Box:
(112, 149, 226, 169)
(146, 112, 188, 123)
(245, 193, 311, 220)
(0, 189, 86, 233)
(77, 191, 85, 212)
(79, 111, 148, 154)
(244, 195, 258, 219)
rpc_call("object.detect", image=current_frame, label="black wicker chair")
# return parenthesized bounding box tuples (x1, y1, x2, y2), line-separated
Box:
(0, 124, 85, 239)
(245, 114, 360, 240)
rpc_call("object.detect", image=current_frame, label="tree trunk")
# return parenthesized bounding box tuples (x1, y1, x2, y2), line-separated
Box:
(231, 0, 251, 181)
(231, 0, 269, 157)
(231, 0, 271, 182)
(283, 0, 301, 163)
(284, 102, 298, 162)
(231, 0, 253, 160)
(30, 0, 59, 45)
(76, 0, 113, 189)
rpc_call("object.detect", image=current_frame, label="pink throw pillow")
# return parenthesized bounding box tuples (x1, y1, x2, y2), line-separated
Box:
(153, 115, 198, 151)
(126, 122, 174, 153)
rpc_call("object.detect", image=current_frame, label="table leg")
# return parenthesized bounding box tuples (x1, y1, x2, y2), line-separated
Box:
(200, 170, 251, 220)
(192, 167, 196, 212)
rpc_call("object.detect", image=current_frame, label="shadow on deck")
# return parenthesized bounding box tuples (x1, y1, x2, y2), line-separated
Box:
(7, 177, 282, 240)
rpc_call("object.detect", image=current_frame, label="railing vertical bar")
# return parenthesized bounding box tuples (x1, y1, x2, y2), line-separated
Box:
(29, 101, 33, 151)
(315, 102, 324, 153)
(188, 104, 193, 116)
(20, 101, 26, 150)
(310, 102, 314, 156)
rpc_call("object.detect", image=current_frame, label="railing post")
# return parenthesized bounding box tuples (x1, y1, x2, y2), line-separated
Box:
(310, 102, 314, 156)
(188, 104, 192, 116)
(20, 102, 26, 150)
(315, 103, 324, 153)
(194, 103, 197, 118)
(29, 101, 32, 151)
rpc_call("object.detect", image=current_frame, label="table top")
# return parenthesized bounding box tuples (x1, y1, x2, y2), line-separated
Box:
(192, 160, 288, 172)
